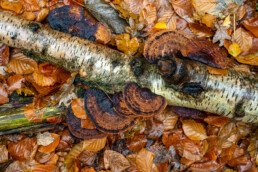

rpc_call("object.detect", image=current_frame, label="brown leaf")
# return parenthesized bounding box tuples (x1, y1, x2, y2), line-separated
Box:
(126, 134, 147, 152)
(35, 152, 55, 164)
(171, 0, 194, 18)
(78, 150, 97, 166)
(7, 75, 25, 92)
(162, 129, 183, 154)
(36, 8, 50, 22)
(155, 107, 178, 131)
(158, 11, 177, 30)
(206, 66, 228, 75)
(0, 45, 9, 66)
(0, 83, 9, 105)
(21, 0, 40, 12)
(182, 120, 207, 140)
(38, 133, 60, 153)
(8, 137, 38, 161)
(145, 119, 164, 139)
(104, 150, 130, 172)
(204, 115, 231, 127)
(32, 164, 58, 172)
(188, 160, 222, 172)
(201, 14, 217, 28)
(71, 98, 87, 119)
(213, 22, 231, 46)
(181, 136, 203, 161)
(24, 104, 43, 122)
(33, 70, 57, 87)
(191, 0, 217, 13)
(83, 137, 107, 152)
(235, 27, 253, 52)
(0, 145, 8, 163)
(237, 5, 246, 21)
(7, 53, 37, 75)
(64, 142, 84, 169)
(204, 135, 221, 161)
(243, 16, 258, 37)
(139, 4, 157, 25)
(136, 148, 155, 172)
(189, 23, 214, 37)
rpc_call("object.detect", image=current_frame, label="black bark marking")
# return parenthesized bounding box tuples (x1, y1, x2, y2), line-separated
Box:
(27, 23, 40, 33)
(11, 32, 17, 40)
(181, 82, 204, 96)
(235, 101, 245, 118)
(130, 58, 143, 77)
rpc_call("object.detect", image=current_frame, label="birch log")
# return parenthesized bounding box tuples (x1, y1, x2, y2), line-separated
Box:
(0, 12, 257, 124)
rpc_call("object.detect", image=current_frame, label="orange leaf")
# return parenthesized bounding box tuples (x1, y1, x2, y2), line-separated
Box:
(71, 98, 87, 119)
(81, 167, 96, 172)
(46, 116, 62, 124)
(182, 120, 207, 140)
(235, 27, 253, 52)
(46, 0, 58, 7)
(0, 45, 9, 66)
(243, 16, 258, 37)
(0, 83, 9, 105)
(204, 115, 231, 127)
(201, 14, 217, 28)
(21, 0, 40, 12)
(38, 62, 58, 77)
(189, 23, 214, 37)
(126, 134, 147, 152)
(36, 8, 50, 22)
(33, 70, 57, 87)
(191, 0, 217, 13)
(235, 54, 258, 66)
(32, 164, 58, 172)
(136, 148, 155, 172)
(7, 75, 25, 92)
(188, 160, 222, 172)
(0, 0, 23, 14)
(7, 53, 37, 74)
(207, 66, 228, 75)
(83, 137, 107, 152)
(24, 104, 43, 122)
(0, 145, 8, 163)
(39, 133, 60, 153)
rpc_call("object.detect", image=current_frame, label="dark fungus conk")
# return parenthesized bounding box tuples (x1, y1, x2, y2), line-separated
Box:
(112, 92, 136, 117)
(143, 30, 229, 69)
(123, 82, 167, 117)
(67, 105, 107, 140)
(84, 88, 139, 134)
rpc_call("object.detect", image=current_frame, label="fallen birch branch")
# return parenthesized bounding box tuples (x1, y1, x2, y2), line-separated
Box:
(0, 12, 257, 124)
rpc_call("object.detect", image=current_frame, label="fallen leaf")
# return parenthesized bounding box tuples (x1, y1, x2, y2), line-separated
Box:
(235, 27, 253, 52)
(0, 145, 8, 163)
(207, 66, 228, 75)
(233, 65, 250, 73)
(35, 152, 55, 164)
(21, 0, 40, 12)
(155, 107, 178, 131)
(0, 0, 23, 14)
(83, 136, 107, 152)
(126, 134, 147, 152)
(0, 45, 9, 66)
(81, 167, 96, 172)
(36, 8, 50, 22)
(104, 150, 130, 172)
(0, 83, 9, 105)
(115, 34, 139, 55)
(188, 160, 222, 172)
(182, 120, 207, 140)
(136, 148, 155, 172)
(189, 23, 214, 37)
(8, 137, 38, 161)
(7, 75, 25, 92)
(235, 53, 258, 66)
(191, 0, 217, 13)
(78, 150, 97, 166)
(38, 133, 60, 153)
(213, 22, 231, 46)
(171, 0, 194, 18)
(236, 5, 246, 21)
(157, 11, 177, 30)
(154, 22, 167, 29)
(33, 70, 57, 87)
(37, 132, 55, 146)
(7, 53, 37, 75)
(201, 14, 217, 28)
(204, 115, 231, 127)
(24, 104, 43, 122)
(139, 4, 157, 25)
(228, 42, 242, 57)
(64, 142, 84, 169)
(21, 12, 36, 21)
(71, 98, 87, 119)
(242, 16, 258, 37)
(32, 164, 58, 172)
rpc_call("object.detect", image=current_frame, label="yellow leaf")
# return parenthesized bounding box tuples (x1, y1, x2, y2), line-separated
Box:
(201, 14, 217, 28)
(228, 43, 241, 57)
(0, 1, 23, 14)
(64, 142, 84, 169)
(83, 137, 107, 152)
(235, 53, 258, 66)
(235, 27, 253, 52)
(154, 22, 167, 29)
(192, 0, 217, 13)
(136, 148, 155, 172)
(182, 120, 207, 140)
(7, 53, 37, 75)
(16, 87, 34, 96)
(222, 15, 231, 27)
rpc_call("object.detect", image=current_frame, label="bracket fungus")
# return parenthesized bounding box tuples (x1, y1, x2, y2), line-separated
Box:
(144, 30, 229, 69)
(84, 88, 139, 134)
(112, 92, 136, 117)
(123, 82, 167, 117)
(67, 105, 107, 140)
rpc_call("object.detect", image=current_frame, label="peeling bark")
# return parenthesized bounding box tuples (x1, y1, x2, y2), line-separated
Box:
(0, 12, 257, 124)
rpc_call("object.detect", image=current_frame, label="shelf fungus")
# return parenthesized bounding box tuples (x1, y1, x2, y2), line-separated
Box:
(48, 5, 111, 44)
(67, 105, 107, 140)
(143, 30, 229, 69)
(84, 88, 139, 134)
(123, 82, 167, 117)
(112, 92, 136, 117)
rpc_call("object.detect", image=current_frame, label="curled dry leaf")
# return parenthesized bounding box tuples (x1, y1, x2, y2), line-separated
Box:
(235, 54, 258, 66)
(24, 104, 43, 122)
(188, 160, 222, 172)
(0, 45, 9, 66)
(33, 70, 57, 87)
(0, 145, 8, 163)
(7, 53, 37, 75)
(171, 0, 194, 18)
(8, 137, 38, 161)
(7, 75, 25, 92)
(139, 4, 157, 25)
(64, 142, 84, 169)
(126, 134, 147, 152)
(32, 164, 58, 172)
(115, 34, 139, 55)
(71, 98, 87, 119)
(155, 107, 178, 131)
(78, 150, 97, 166)
(104, 150, 131, 172)
(136, 148, 155, 172)
(189, 23, 214, 37)
(182, 120, 207, 141)
(235, 27, 253, 52)
(38, 133, 60, 153)
(0, 0, 23, 14)
(191, 0, 217, 13)
(21, 0, 40, 12)
(228, 42, 242, 57)
(37, 132, 55, 146)
(36, 8, 50, 22)
(157, 11, 177, 30)
(201, 14, 217, 28)
(204, 115, 231, 127)
(83, 136, 107, 152)
(35, 152, 55, 164)
(0, 83, 9, 105)
(243, 16, 258, 37)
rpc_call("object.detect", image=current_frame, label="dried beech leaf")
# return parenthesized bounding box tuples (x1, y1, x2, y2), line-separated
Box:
(37, 132, 55, 146)
(7, 75, 25, 92)
(236, 5, 246, 21)
(115, 34, 139, 55)
(24, 104, 43, 122)
(191, 0, 217, 13)
(7, 53, 37, 75)
(8, 137, 38, 161)
(154, 22, 167, 29)
(126, 134, 147, 152)
(83, 137, 107, 152)
(228, 43, 242, 57)
(78, 150, 97, 166)
(155, 108, 178, 131)
(64, 142, 84, 169)
(21, 12, 36, 21)
(32, 164, 58, 172)
(104, 150, 130, 172)
(207, 66, 228, 75)
(158, 11, 177, 30)
(136, 148, 155, 172)
(0, 0, 23, 14)
(139, 4, 157, 25)
(71, 98, 87, 119)
(201, 14, 217, 28)
(243, 16, 258, 37)
(21, 0, 40, 12)
(189, 23, 214, 37)
(235, 27, 253, 52)
(0, 45, 9, 66)
(0, 83, 9, 105)
(188, 160, 222, 171)
(213, 22, 231, 46)
(0, 145, 8, 163)
(171, 0, 194, 18)
(182, 120, 207, 140)
(204, 115, 231, 127)
(38, 133, 60, 153)
(36, 8, 50, 22)
(235, 54, 258, 66)
(33, 70, 56, 87)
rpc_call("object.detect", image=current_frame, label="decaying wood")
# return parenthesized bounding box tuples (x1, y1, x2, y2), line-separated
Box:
(0, 12, 257, 124)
